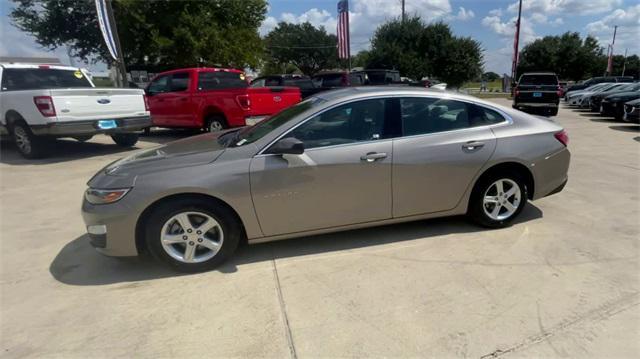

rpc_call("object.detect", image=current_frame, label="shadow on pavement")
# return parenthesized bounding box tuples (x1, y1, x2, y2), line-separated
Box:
(0, 131, 193, 165)
(50, 204, 543, 286)
(588, 117, 617, 123)
(609, 125, 639, 133)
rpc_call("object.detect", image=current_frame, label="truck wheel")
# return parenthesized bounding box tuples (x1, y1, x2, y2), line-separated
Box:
(11, 121, 48, 159)
(205, 115, 226, 133)
(73, 135, 93, 142)
(111, 133, 139, 147)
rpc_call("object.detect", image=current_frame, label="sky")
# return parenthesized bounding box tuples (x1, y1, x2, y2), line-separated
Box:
(1, 0, 639, 75)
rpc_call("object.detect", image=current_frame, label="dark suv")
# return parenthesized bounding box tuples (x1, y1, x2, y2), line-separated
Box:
(513, 72, 561, 116)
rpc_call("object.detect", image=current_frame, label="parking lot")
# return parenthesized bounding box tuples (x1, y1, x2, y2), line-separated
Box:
(1, 98, 638, 358)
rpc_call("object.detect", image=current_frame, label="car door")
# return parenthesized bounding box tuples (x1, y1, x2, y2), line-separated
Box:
(146, 74, 171, 125)
(163, 72, 193, 126)
(250, 98, 396, 236)
(392, 97, 501, 217)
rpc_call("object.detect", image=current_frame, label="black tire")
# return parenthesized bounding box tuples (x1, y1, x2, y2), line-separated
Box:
(110, 133, 139, 147)
(10, 121, 48, 159)
(144, 198, 241, 272)
(613, 107, 625, 121)
(205, 115, 226, 133)
(468, 171, 528, 228)
(73, 135, 93, 142)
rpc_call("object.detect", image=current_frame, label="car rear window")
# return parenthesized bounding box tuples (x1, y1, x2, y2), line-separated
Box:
(519, 74, 558, 85)
(1, 68, 93, 91)
(198, 71, 248, 90)
(314, 74, 343, 87)
(283, 78, 315, 89)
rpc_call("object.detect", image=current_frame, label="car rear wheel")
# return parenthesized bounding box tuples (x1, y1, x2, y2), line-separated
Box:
(110, 133, 139, 147)
(145, 198, 241, 272)
(11, 121, 48, 159)
(73, 135, 93, 142)
(206, 115, 226, 133)
(468, 173, 527, 228)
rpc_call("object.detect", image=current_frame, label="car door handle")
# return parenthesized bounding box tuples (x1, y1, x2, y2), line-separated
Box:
(462, 141, 485, 151)
(360, 152, 388, 162)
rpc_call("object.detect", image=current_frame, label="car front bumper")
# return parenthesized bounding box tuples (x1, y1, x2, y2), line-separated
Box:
(31, 115, 151, 136)
(81, 196, 140, 257)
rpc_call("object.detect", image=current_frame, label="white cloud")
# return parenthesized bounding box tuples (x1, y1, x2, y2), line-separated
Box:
(481, 13, 539, 75)
(507, 0, 623, 16)
(452, 7, 475, 21)
(585, 5, 640, 54)
(259, 0, 453, 51)
(488, 9, 503, 17)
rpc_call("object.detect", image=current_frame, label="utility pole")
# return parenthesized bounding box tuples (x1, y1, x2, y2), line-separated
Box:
(605, 25, 617, 76)
(105, 0, 127, 87)
(621, 48, 628, 76)
(401, 0, 405, 22)
(510, 0, 523, 87)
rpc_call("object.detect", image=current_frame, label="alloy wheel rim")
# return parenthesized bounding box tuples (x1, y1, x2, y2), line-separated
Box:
(13, 127, 31, 154)
(160, 211, 224, 263)
(209, 121, 223, 132)
(482, 178, 521, 221)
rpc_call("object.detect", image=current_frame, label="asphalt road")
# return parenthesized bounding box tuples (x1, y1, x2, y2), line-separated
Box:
(1, 100, 638, 358)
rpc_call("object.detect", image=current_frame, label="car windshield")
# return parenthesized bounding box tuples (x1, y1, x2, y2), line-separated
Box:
(1, 68, 93, 91)
(232, 97, 325, 146)
(519, 74, 557, 85)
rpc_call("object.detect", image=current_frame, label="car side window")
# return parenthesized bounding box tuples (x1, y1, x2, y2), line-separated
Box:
(250, 78, 266, 87)
(265, 78, 281, 87)
(400, 98, 504, 136)
(169, 72, 190, 92)
(287, 98, 391, 149)
(148, 75, 170, 94)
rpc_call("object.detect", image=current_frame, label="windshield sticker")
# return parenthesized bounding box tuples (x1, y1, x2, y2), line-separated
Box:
(239, 73, 246, 80)
(74, 70, 84, 79)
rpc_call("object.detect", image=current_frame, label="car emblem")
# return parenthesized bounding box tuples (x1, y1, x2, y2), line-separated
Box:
(97, 98, 111, 104)
(273, 96, 282, 102)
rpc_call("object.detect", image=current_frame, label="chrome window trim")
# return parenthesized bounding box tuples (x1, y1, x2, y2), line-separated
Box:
(255, 93, 513, 156)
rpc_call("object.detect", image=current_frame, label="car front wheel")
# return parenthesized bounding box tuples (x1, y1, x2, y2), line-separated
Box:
(145, 198, 241, 272)
(468, 173, 527, 228)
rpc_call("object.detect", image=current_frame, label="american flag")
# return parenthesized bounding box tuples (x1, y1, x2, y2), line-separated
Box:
(337, 0, 350, 59)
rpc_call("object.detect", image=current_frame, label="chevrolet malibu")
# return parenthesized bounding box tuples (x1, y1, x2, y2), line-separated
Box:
(82, 87, 570, 272)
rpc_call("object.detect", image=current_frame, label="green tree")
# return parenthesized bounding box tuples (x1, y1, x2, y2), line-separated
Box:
(365, 17, 482, 88)
(483, 72, 501, 81)
(516, 32, 606, 81)
(264, 22, 338, 76)
(10, 0, 267, 70)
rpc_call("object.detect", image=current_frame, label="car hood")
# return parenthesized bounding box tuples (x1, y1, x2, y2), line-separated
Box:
(88, 131, 232, 187)
(604, 91, 640, 102)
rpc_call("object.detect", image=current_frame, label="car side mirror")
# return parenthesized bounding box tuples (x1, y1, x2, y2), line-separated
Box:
(268, 137, 304, 155)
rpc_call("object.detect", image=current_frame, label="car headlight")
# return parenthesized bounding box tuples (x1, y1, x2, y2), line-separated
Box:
(85, 188, 131, 204)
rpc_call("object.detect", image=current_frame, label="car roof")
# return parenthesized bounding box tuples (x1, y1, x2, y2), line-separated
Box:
(520, 72, 557, 76)
(157, 67, 244, 76)
(314, 86, 488, 105)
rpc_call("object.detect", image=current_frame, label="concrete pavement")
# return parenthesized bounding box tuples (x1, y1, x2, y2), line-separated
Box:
(1, 103, 638, 358)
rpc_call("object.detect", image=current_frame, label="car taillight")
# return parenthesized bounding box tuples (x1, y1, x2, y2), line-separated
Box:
(143, 95, 150, 111)
(33, 96, 56, 117)
(556, 86, 562, 97)
(236, 95, 251, 110)
(554, 130, 569, 147)
(514, 87, 520, 97)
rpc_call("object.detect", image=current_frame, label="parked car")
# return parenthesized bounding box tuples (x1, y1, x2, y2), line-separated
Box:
(362, 69, 400, 85)
(311, 71, 367, 89)
(599, 89, 640, 120)
(146, 68, 301, 130)
(589, 83, 640, 112)
(250, 74, 321, 99)
(623, 99, 640, 123)
(573, 83, 628, 107)
(82, 87, 570, 272)
(565, 83, 614, 105)
(512, 72, 561, 116)
(564, 76, 634, 96)
(0, 63, 151, 158)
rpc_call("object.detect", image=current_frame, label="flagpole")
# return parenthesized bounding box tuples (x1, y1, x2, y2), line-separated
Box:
(105, 0, 127, 87)
(510, 0, 522, 86)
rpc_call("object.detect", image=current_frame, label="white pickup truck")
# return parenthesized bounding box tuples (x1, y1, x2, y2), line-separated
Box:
(0, 63, 151, 158)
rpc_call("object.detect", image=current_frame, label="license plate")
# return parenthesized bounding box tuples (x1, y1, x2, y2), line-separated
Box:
(98, 120, 117, 129)
(533, 92, 542, 97)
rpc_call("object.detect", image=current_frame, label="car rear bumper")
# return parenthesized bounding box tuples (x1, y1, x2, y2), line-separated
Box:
(31, 115, 151, 136)
(531, 147, 571, 201)
(514, 102, 559, 109)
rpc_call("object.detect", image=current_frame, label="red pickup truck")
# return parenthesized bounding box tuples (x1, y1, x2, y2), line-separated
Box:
(145, 68, 301, 131)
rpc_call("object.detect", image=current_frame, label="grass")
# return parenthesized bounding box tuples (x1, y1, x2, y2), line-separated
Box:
(462, 80, 504, 92)
(470, 92, 512, 99)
